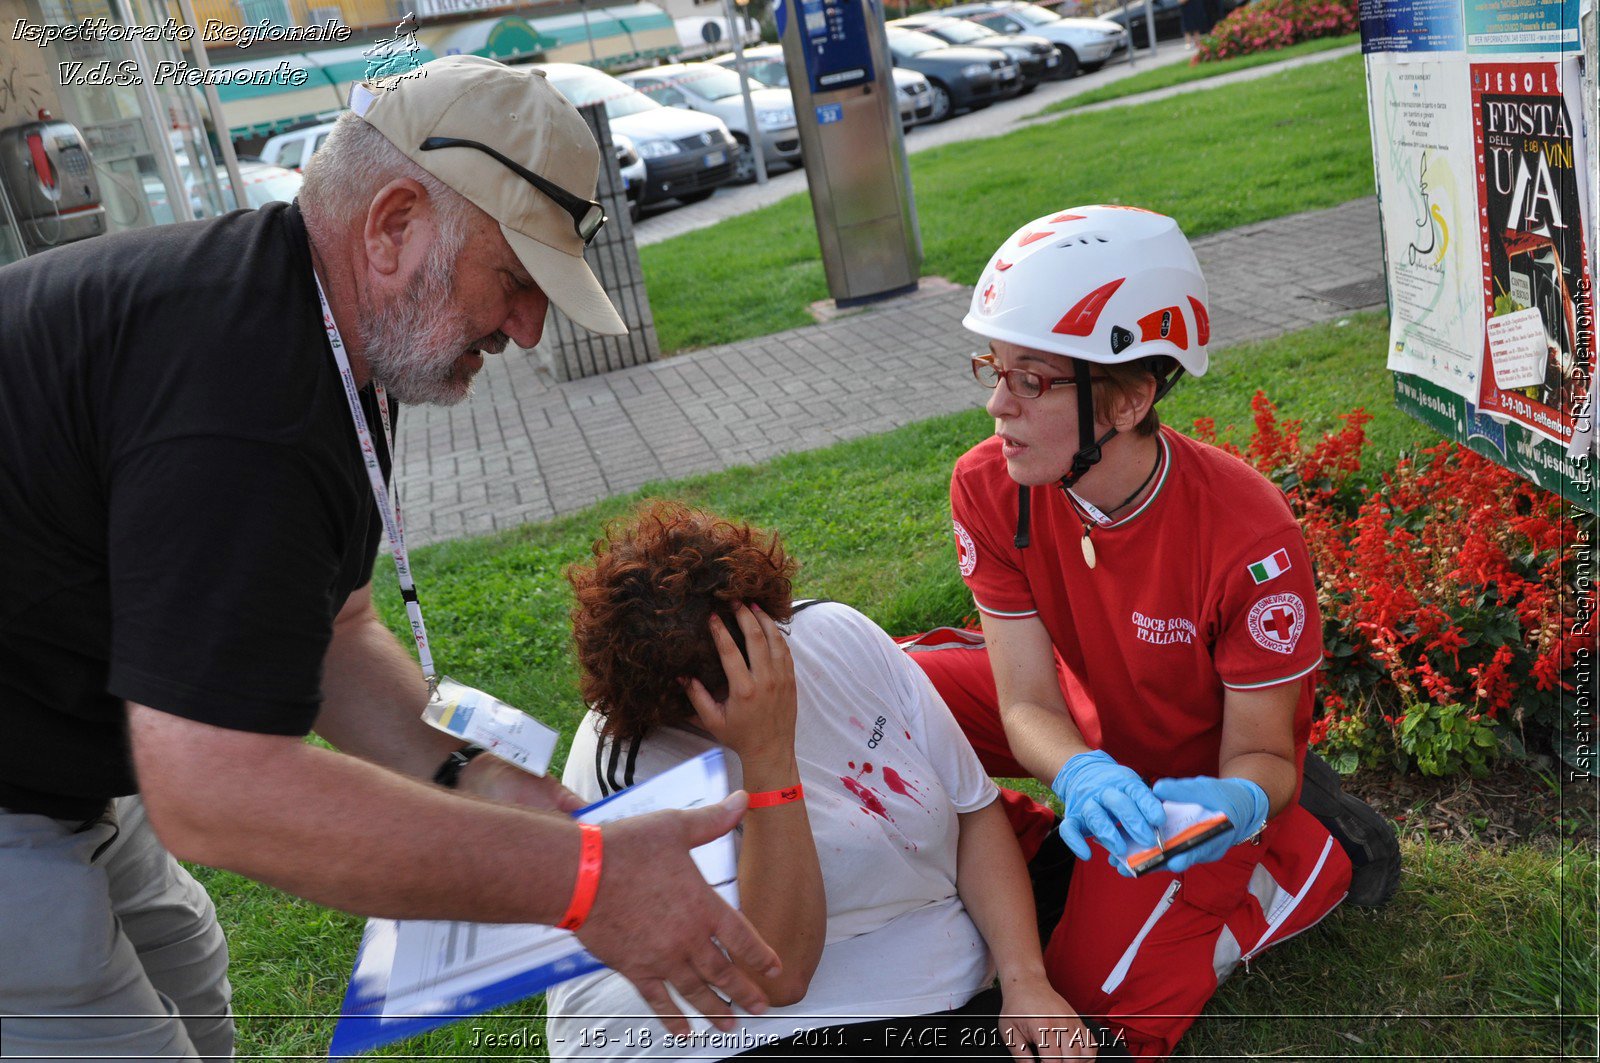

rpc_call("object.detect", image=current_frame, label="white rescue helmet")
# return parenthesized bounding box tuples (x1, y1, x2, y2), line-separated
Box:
(963, 205, 1210, 377)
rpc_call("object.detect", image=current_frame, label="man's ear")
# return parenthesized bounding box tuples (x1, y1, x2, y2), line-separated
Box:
(361, 178, 432, 277)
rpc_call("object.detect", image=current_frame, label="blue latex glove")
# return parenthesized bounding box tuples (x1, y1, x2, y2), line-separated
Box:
(1051, 750, 1166, 861)
(1145, 775, 1271, 875)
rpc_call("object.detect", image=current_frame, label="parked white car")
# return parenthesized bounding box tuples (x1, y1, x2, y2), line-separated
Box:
(260, 121, 337, 172)
(606, 133, 647, 221)
(143, 159, 304, 225)
(619, 62, 799, 182)
(940, 1, 1126, 76)
(538, 62, 739, 209)
(710, 44, 936, 129)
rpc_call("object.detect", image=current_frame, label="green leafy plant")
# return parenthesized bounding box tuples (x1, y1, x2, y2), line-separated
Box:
(1395, 701, 1501, 777)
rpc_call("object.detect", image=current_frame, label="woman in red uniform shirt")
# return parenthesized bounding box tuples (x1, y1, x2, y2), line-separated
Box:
(905, 205, 1400, 1058)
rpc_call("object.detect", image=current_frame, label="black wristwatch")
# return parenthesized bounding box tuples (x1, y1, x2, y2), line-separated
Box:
(433, 745, 487, 788)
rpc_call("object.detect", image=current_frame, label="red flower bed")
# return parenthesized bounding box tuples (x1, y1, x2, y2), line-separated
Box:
(1194, 0, 1359, 63)
(1195, 394, 1591, 776)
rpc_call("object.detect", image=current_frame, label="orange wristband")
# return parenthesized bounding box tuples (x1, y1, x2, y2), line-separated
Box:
(747, 784, 804, 808)
(557, 823, 603, 931)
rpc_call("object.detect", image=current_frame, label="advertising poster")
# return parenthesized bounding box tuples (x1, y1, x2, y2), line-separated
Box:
(1372, 57, 1485, 397)
(1471, 59, 1595, 446)
(1464, 0, 1583, 54)
(1360, 0, 1465, 53)
(1393, 372, 1596, 507)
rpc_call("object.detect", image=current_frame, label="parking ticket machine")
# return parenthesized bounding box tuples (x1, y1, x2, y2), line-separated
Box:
(0, 119, 108, 254)
(778, 0, 920, 305)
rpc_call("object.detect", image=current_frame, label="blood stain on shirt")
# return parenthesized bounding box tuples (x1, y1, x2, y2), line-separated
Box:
(840, 776, 889, 819)
(881, 766, 926, 808)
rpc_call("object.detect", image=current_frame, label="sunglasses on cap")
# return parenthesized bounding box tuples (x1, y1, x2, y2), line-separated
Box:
(420, 135, 607, 246)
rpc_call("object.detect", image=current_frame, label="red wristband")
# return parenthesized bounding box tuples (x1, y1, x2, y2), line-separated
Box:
(747, 784, 804, 808)
(557, 823, 603, 931)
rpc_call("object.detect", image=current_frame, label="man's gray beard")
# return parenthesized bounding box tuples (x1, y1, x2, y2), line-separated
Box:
(358, 245, 476, 407)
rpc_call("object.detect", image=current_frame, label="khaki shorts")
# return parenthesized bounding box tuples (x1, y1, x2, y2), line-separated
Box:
(0, 797, 234, 1061)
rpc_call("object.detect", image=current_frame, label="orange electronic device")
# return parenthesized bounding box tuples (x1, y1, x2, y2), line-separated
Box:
(1114, 801, 1232, 876)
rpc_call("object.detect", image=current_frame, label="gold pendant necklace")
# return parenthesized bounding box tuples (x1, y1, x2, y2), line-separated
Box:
(1071, 444, 1161, 572)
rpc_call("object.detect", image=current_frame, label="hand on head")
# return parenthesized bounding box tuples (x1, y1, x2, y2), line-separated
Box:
(682, 602, 797, 768)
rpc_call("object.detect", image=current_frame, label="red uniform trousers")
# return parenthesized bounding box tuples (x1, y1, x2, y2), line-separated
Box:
(901, 631, 1352, 1059)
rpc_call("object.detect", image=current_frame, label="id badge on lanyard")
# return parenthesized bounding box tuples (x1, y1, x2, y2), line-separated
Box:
(315, 276, 558, 777)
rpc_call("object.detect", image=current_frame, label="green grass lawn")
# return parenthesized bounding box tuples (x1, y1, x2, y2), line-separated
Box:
(640, 53, 1374, 353)
(201, 311, 1598, 1058)
(1033, 33, 1361, 117)
(202, 840, 1599, 1058)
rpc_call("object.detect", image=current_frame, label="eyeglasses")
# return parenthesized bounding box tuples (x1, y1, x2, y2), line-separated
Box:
(970, 352, 1107, 399)
(419, 135, 607, 246)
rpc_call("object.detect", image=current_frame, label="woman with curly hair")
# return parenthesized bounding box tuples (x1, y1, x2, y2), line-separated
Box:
(545, 502, 1118, 1061)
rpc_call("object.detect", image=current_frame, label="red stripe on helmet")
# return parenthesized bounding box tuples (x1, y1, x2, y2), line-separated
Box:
(994, 258, 1014, 271)
(1188, 295, 1210, 346)
(1050, 212, 1086, 223)
(1017, 229, 1054, 247)
(1052, 278, 1125, 336)
(1137, 306, 1189, 350)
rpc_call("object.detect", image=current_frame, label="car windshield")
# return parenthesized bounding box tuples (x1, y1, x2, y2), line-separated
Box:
(719, 53, 786, 86)
(889, 30, 946, 55)
(546, 68, 660, 119)
(243, 170, 303, 208)
(748, 61, 788, 87)
(931, 19, 994, 42)
(1012, 4, 1061, 24)
(669, 66, 748, 101)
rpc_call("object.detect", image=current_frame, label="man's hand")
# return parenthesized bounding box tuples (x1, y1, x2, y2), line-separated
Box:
(574, 793, 780, 1035)
(456, 754, 585, 813)
(1051, 750, 1165, 861)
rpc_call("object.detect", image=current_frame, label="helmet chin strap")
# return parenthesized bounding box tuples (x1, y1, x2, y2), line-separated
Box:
(1011, 359, 1189, 550)
(1015, 358, 1116, 548)
(1058, 357, 1117, 492)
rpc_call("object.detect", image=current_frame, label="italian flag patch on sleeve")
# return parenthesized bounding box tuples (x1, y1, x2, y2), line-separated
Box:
(1248, 548, 1291, 584)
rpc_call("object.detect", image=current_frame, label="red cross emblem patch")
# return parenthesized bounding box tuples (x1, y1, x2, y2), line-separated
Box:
(979, 276, 1005, 315)
(1247, 593, 1305, 655)
(954, 519, 977, 577)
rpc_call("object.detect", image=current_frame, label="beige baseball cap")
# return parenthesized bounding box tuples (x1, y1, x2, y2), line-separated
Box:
(351, 54, 627, 336)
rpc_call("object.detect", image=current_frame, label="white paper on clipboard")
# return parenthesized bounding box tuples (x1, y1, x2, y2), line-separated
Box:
(329, 750, 735, 1057)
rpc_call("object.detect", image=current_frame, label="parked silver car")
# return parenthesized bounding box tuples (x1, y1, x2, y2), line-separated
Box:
(619, 62, 800, 182)
(142, 159, 304, 225)
(710, 44, 936, 129)
(940, 1, 1126, 76)
(538, 62, 738, 210)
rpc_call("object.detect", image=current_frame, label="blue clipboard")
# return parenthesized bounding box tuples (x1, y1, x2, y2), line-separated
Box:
(328, 749, 728, 1057)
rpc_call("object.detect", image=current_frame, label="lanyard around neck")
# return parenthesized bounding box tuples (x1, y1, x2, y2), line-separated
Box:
(313, 274, 437, 688)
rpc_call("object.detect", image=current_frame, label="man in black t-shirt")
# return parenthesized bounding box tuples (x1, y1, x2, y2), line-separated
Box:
(0, 56, 779, 1058)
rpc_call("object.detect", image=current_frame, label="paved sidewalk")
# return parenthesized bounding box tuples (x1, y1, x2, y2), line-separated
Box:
(395, 196, 1386, 546)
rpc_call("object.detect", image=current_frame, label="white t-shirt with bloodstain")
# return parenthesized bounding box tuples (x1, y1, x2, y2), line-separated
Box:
(546, 601, 1001, 1058)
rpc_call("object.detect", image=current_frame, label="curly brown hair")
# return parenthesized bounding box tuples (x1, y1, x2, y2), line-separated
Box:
(567, 501, 797, 741)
